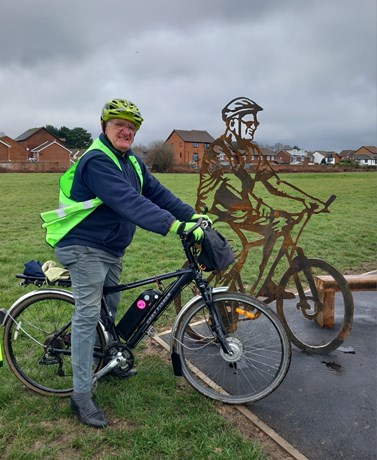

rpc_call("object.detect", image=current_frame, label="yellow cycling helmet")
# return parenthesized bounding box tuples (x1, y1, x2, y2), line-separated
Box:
(101, 98, 144, 130)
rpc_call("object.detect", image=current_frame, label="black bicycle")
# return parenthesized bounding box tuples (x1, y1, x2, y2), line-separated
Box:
(2, 222, 291, 404)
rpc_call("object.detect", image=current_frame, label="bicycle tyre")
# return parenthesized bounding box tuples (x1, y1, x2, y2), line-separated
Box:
(276, 258, 354, 353)
(174, 292, 291, 404)
(3, 290, 106, 397)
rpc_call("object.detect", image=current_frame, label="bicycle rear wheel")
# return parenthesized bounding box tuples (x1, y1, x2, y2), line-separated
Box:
(276, 258, 354, 353)
(174, 292, 291, 404)
(3, 290, 106, 397)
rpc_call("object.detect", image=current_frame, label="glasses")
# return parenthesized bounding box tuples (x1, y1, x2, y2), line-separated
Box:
(109, 120, 136, 134)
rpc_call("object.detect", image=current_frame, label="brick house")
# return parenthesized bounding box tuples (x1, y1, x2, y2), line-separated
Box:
(165, 129, 214, 167)
(352, 146, 377, 166)
(338, 149, 355, 162)
(0, 136, 28, 162)
(15, 127, 71, 169)
(275, 150, 291, 164)
(259, 147, 277, 163)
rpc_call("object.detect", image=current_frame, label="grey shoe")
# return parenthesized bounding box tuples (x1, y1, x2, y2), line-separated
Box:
(71, 395, 108, 428)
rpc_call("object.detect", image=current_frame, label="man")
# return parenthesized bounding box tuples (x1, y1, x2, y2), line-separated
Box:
(42, 98, 205, 428)
(196, 97, 326, 296)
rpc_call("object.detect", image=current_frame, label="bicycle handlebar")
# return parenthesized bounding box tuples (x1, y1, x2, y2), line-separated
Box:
(180, 218, 209, 242)
(325, 194, 336, 209)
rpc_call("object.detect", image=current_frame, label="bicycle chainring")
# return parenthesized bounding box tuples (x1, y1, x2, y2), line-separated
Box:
(104, 343, 134, 376)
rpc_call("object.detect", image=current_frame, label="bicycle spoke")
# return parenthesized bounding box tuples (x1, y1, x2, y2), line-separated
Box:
(174, 292, 291, 404)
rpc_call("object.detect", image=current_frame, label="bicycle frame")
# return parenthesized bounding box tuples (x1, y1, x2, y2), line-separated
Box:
(6, 227, 235, 378)
(101, 236, 233, 355)
(102, 266, 197, 349)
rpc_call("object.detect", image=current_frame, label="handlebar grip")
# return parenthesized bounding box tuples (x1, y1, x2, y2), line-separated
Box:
(325, 195, 336, 208)
(183, 218, 203, 237)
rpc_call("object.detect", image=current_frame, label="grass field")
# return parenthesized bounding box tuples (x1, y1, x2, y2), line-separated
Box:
(0, 171, 376, 459)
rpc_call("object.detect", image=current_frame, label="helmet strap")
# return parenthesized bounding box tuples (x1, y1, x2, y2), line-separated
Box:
(101, 120, 107, 133)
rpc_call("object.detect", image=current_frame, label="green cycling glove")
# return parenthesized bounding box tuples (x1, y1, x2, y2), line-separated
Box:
(170, 220, 204, 242)
(191, 213, 212, 225)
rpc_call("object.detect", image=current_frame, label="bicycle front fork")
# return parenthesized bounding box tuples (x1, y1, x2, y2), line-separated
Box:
(197, 279, 234, 356)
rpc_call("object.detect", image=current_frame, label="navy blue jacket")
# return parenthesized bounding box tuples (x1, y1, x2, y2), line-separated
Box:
(57, 134, 195, 256)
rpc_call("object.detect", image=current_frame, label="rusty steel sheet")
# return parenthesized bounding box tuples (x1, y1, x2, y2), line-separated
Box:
(193, 97, 353, 347)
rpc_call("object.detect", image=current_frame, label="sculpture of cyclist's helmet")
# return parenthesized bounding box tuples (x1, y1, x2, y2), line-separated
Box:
(222, 97, 263, 122)
(101, 98, 144, 131)
(222, 97, 263, 142)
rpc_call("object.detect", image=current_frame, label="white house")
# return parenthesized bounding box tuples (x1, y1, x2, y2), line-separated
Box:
(286, 148, 306, 164)
(312, 150, 337, 165)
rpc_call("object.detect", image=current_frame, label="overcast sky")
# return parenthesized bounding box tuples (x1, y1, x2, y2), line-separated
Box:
(0, 0, 376, 152)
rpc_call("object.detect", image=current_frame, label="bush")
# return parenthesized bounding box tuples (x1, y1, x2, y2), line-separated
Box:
(147, 141, 175, 172)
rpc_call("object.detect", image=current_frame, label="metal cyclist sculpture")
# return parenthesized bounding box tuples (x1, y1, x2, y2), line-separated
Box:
(193, 97, 354, 353)
(196, 97, 324, 295)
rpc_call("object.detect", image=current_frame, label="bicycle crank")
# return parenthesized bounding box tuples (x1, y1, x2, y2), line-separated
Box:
(92, 343, 134, 384)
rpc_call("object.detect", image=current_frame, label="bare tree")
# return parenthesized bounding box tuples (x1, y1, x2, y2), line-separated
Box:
(147, 141, 175, 172)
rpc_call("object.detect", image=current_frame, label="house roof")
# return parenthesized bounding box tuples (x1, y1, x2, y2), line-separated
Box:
(354, 146, 377, 155)
(168, 129, 215, 143)
(0, 136, 12, 148)
(276, 150, 292, 156)
(31, 140, 72, 154)
(259, 147, 276, 157)
(354, 154, 376, 160)
(15, 127, 44, 141)
(338, 149, 355, 158)
(314, 150, 336, 157)
(15, 127, 63, 143)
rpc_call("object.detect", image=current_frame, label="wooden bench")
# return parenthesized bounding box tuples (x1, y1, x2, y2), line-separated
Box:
(315, 274, 377, 328)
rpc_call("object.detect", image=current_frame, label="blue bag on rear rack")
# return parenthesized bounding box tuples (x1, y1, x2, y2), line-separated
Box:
(23, 260, 44, 277)
(198, 227, 235, 273)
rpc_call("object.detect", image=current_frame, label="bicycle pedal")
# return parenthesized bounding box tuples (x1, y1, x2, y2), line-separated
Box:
(39, 355, 61, 365)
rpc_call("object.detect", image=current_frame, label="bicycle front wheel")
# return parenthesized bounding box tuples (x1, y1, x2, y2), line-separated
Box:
(276, 258, 354, 353)
(3, 290, 106, 397)
(174, 292, 291, 404)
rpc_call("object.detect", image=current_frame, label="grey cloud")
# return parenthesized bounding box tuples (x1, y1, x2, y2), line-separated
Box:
(0, 0, 375, 151)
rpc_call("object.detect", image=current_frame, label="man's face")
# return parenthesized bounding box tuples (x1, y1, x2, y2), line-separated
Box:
(238, 113, 259, 140)
(228, 113, 259, 140)
(105, 118, 136, 153)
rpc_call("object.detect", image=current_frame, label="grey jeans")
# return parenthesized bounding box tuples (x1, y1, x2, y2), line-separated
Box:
(55, 245, 123, 393)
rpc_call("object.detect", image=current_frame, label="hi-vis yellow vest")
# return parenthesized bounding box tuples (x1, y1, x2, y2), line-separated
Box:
(40, 138, 143, 247)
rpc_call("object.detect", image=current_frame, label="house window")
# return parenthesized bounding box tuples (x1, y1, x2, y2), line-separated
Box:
(193, 142, 199, 148)
(193, 153, 199, 162)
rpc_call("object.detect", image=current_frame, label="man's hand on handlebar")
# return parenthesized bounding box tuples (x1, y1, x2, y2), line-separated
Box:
(190, 213, 212, 225)
(170, 219, 205, 243)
